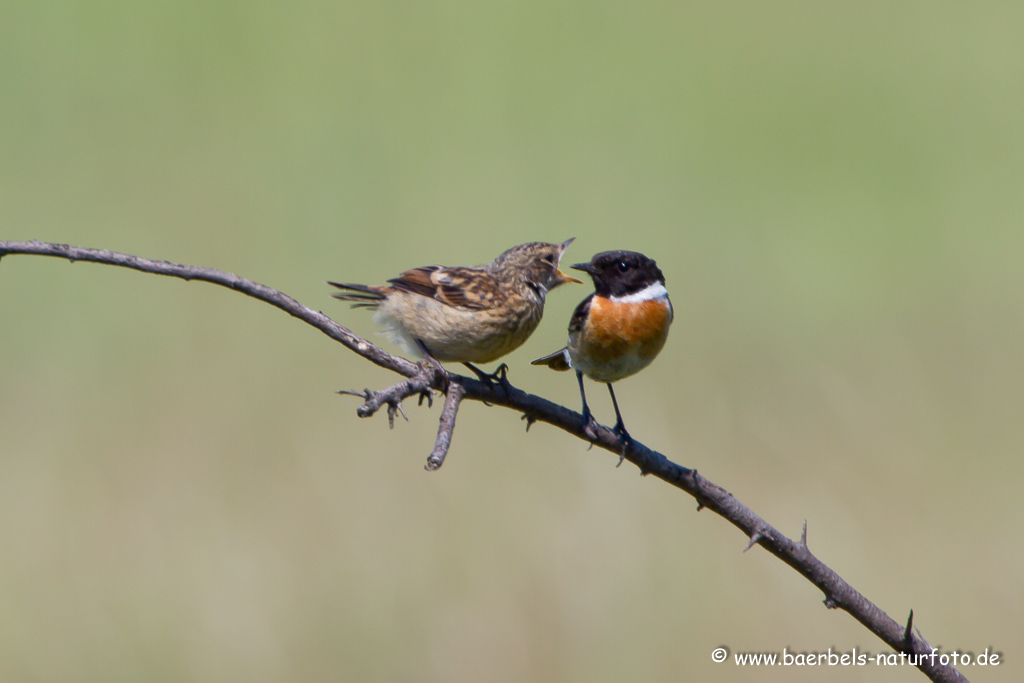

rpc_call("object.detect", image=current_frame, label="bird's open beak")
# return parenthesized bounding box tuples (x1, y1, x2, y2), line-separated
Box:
(556, 237, 583, 284)
(556, 269, 583, 285)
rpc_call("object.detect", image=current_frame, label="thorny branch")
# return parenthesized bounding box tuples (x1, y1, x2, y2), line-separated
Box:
(0, 240, 969, 683)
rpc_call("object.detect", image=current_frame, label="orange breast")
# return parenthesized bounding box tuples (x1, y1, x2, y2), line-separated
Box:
(572, 296, 672, 382)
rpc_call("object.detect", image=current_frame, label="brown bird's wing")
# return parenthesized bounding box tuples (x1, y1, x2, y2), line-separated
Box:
(387, 266, 442, 298)
(388, 266, 505, 310)
(530, 294, 593, 372)
(567, 294, 593, 333)
(432, 267, 505, 309)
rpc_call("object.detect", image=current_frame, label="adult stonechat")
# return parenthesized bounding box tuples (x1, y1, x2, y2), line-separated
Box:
(532, 250, 672, 442)
(329, 239, 581, 381)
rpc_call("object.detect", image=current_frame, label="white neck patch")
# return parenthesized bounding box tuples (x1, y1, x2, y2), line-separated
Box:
(609, 281, 669, 304)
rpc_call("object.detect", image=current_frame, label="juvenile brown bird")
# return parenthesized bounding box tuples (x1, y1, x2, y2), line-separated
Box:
(330, 239, 580, 381)
(532, 250, 672, 443)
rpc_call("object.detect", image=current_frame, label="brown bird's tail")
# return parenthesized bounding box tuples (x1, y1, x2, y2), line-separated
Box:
(327, 281, 386, 309)
(531, 348, 572, 372)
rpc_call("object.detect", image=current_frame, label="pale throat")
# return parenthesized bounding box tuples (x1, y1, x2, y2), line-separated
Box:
(525, 279, 548, 303)
(608, 281, 668, 304)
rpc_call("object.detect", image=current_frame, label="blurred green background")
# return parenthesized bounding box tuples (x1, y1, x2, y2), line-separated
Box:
(2, 1, 1022, 681)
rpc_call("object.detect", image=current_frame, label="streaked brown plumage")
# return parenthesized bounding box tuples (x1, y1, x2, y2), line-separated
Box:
(329, 239, 580, 366)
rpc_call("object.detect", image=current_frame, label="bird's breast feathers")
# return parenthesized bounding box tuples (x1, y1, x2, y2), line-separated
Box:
(569, 292, 672, 382)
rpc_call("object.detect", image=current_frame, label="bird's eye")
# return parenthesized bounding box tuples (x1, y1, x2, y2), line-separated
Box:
(542, 255, 555, 264)
(618, 261, 629, 272)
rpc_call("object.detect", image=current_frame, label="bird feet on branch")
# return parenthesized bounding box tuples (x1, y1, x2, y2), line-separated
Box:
(611, 420, 634, 467)
(581, 405, 600, 442)
(463, 362, 513, 405)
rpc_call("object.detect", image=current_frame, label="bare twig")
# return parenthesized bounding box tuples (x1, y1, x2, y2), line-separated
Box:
(338, 365, 440, 426)
(0, 240, 419, 377)
(0, 240, 969, 683)
(426, 381, 466, 471)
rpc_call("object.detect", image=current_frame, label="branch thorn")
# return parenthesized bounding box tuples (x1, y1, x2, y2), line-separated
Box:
(903, 609, 914, 651)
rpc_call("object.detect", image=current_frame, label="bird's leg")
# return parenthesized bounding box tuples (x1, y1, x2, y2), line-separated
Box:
(577, 371, 599, 439)
(415, 338, 450, 393)
(607, 383, 633, 464)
